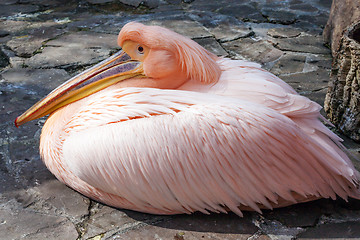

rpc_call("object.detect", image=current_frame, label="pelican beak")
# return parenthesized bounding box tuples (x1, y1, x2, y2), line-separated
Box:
(15, 50, 144, 127)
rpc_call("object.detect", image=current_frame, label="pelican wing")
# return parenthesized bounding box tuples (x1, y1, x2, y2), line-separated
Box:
(62, 88, 358, 215)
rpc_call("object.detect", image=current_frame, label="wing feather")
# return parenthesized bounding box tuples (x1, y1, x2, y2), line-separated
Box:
(61, 88, 359, 215)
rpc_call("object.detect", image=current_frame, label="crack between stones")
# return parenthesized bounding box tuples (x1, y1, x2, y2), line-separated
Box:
(74, 199, 99, 240)
(106, 216, 172, 239)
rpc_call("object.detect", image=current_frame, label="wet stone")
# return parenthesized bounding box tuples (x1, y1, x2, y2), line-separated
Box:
(82, 205, 145, 239)
(6, 25, 67, 58)
(0, 30, 10, 37)
(111, 212, 259, 239)
(222, 37, 283, 64)
(262, 9, 297, 24)
(218, 4, 266, 22)
(0, 205, 78, 240)
(0, 4, 40, 19)
(290, 3, 318, 12)
(0, 48, 10, 69)
(263, 201, 323, 228)
(194, 37, 228, 56)
(281, 68, 330, 88)
(270, 53, 306, 75)
(298, 221, 360, 239)
(267, 27, 302, 38)
(87, 0, 117, 4)
(25, 31, 119, 69)
(270, 34, 330, 54)
(208, 22, 253, 43)
(0, 20, 32, 35)
(146, 19, 212, 39)
(2, 68, 70, 92)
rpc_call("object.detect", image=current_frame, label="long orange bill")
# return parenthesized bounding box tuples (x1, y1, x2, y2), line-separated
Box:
(15, 50, 144, 127)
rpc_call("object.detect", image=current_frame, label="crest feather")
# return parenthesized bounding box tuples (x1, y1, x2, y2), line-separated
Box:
(118, 22, 221, 84)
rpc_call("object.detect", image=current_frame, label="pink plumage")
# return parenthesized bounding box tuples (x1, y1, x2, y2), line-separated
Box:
(18, 22, 360, 216)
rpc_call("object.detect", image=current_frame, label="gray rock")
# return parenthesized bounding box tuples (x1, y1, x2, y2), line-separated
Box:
(270, 53, 306, 75)
(82, 205, 145, 239)
(111, 213, 259, 239)
(0, 20, 32, 35)
(27, 181, 89, 222)
(0, 4, 39, 19)
(222, 38, 283, 64)
(290, 3, 318, 12)
(0, 206, 78, 240)
(207, 21, 253, 43)
(119, 0, 143, 7)
(0, 48, 9, 69)
(2, 68, 70, 91)
(298, 221, 360, 239)
(188, 13, 254, 42)
(193, 37, 228, 56)
(267, 27, 302, 38)
(146, 19, 212, 39)
(270, 34, 330, 54)
(6, 24, 67, 57)
(262, 9, 297, 24)
(281, 69, 330, 92)
(263, 201, 324, 228)
(0, 30, 10, 37)
(219, 4, 266, 22)
(0, 0, 18, 5)
(25, 32, 119, 69)
(87, 0, 117, 4)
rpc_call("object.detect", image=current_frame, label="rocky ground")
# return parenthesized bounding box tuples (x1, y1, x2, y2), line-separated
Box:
(1, 0, 360, 239)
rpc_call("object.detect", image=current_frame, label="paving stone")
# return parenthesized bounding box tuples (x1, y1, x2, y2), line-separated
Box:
(87, 0, 117, 4)
(1, 68, 70, 92)
(0, 0, 18, 5)
(0, 206, 78, 240)
(290, 3, 318, 12)
(318, 0, 332, 9)
(262, 9, 297, 24)
(146, 19, 212, 39)
(281, 68, 330, 92)
(267, 27, 302, 38)
(111, 212, 259, 240)
(0, 30, 10, 37)
(270, 53, 306, 75)
(0, 49, 9, 69)
(193, 37, 228, 56)
(25, 31, 119, 69)
(0, 20, 32, 35)
(263, 201, 323, 228)
(0, 4, 40, 19)
(298, 221, 360, 239)
(6, 23, 67, 57)
(190, 12, 253, 40)
(27, 180, 89, 219)
(82, 205, 152, 239)
(270, 34, 330, 54)
(222, 37, 283, 64)
(218, 4, 266, 22)
(252, 216, 304, 240)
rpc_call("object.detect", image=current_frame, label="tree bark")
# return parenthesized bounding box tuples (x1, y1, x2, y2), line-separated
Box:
(323, 0, 360, 141)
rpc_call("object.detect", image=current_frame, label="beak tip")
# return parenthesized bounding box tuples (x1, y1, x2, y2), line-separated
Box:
(14, 117, 20, 128)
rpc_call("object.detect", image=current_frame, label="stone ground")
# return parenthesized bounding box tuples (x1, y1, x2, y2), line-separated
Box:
(0, 0, 360, 239)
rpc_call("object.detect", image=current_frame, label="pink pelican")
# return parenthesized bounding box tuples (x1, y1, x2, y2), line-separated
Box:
(15, 22, 360, 216)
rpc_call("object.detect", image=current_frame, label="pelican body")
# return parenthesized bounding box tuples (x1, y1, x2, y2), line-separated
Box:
(16, 22, 360, 216)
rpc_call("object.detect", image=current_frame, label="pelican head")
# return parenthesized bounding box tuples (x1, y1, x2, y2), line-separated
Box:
(15, 22, 220, 127)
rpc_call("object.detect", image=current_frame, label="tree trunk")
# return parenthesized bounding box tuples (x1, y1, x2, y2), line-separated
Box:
(323, 0, 360, 141)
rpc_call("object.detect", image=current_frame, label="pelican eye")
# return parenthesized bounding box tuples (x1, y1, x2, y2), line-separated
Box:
(137, 45, 144, 54)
